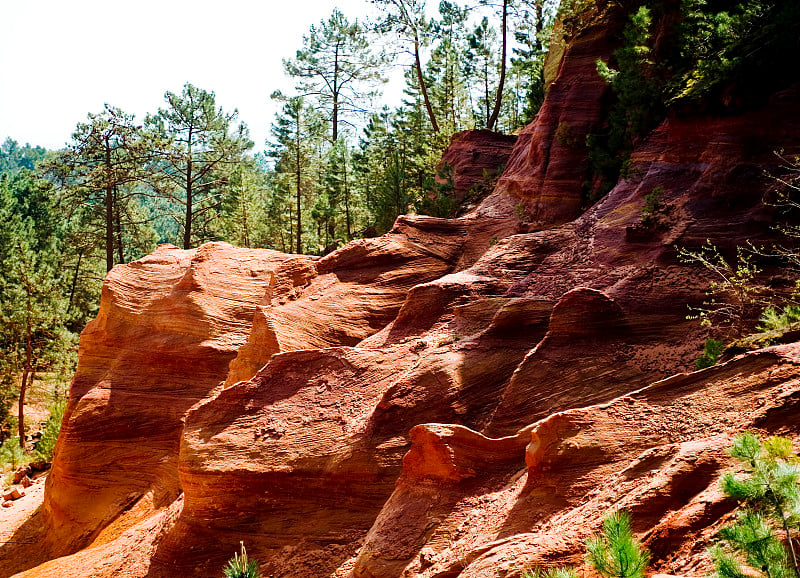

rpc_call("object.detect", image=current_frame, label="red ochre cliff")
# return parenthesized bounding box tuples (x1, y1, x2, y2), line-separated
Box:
(2, 3, 800, 577)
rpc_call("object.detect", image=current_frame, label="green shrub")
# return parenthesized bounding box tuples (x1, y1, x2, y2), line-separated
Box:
(678, 242, 765, 336)
(223, 542, 261, 578)
(589, 5, 665, 198)
(34, 397, 67, 461)
(0, 372, 16, 442)
(515, 202, 532, 222)
(710, 433, 800, 578)
(758, 305, 800, 333)
(671, 1, 800, 107)
(0, 436, 26, 473)
(696, 338, 725, 370)
(642, 186, 664, 217)
(586, 511, 650, 578)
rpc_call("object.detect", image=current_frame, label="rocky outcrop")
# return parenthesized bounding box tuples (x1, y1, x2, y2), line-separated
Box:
(435, 129, 517, 204)
(493, 1, 627, 226)
(147, 288, 546, 575)
(225, 221, 462, 386)
(354, 344, 800, 577)
(36, 244, 316, 561)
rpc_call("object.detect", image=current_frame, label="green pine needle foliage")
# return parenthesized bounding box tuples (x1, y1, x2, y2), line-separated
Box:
(34, 397, 67, 462)
(758, 306, 800, 333)
(522, 568, 579, 578)
(586, 511, 650, 578)
(696, 338, 725, 370)
(0, 436, 26, 474)
(711, 433, 800, 578)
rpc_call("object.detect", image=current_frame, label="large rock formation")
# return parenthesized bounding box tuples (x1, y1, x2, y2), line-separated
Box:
(0, 244, 317, 571)
(493, 2, 627, 226)
(435, 129, 517, 205)
(355, 343, 800, 577)
(3, 1, 800, 577)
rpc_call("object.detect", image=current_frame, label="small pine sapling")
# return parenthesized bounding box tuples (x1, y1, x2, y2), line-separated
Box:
(585, 511, 650, 578)
(711, 433, 800, 578)
(696, 338, 725, 370)
(758, 306, 800, 333)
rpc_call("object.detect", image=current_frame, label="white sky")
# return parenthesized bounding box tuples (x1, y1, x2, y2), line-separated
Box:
(0, 0, 401, 151)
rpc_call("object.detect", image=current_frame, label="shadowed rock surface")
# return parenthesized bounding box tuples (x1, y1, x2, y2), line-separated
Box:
(435, 129, 517, 204)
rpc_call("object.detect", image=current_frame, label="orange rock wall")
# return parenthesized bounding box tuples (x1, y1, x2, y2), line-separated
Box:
(494, 2, 626, 225)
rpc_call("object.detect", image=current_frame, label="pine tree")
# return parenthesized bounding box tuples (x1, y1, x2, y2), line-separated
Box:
(466, 16, 499, 128)
(0, 171, 72, 447)
(0, 138, 47, 173)
(268, 94, 325, 254)
(711, 433, 800, 578)
(44, 105, 156, 272)
(147, 83, 253, 249)
(585, 511, 650, 578)
(372, 0, 441, 133)
(284, 9, 385, 143)
(427, 1, 471, 134)
(509, 0, 554, 127)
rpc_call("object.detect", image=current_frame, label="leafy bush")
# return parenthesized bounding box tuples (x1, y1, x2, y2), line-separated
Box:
(0, 436, 26, 474)
(223, 542, 261, 578)
(34, 397, 67, 461)
(678, 242, 765, 336)
(710, 433, 800, 578)
(696, 338, 725, 370)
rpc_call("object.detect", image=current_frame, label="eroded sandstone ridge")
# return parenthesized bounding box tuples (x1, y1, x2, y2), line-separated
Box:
(3, 1, 800, 577)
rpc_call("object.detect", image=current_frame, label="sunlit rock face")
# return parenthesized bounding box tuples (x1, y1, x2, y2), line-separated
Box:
(38, 243, 317, 558)
(354, 344, 800, 578)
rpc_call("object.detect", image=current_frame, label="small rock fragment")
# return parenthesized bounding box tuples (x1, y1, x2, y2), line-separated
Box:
(2, 488, 25, 501)
(12, 467, 31, 484)
(419, 547, 437, 569)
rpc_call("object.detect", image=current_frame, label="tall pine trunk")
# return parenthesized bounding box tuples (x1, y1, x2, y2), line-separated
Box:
(17, 292, 33, 448)
(115, 188, 124, 265)
(414, 34, 440, 133)
(332, 42, 340, 142)
(487, 0, 508, 131)
(343, 147, 351, 240)
(184, 157, 193, 249)
(295, 120, 302, 254)
(105, 137, 114, 272)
